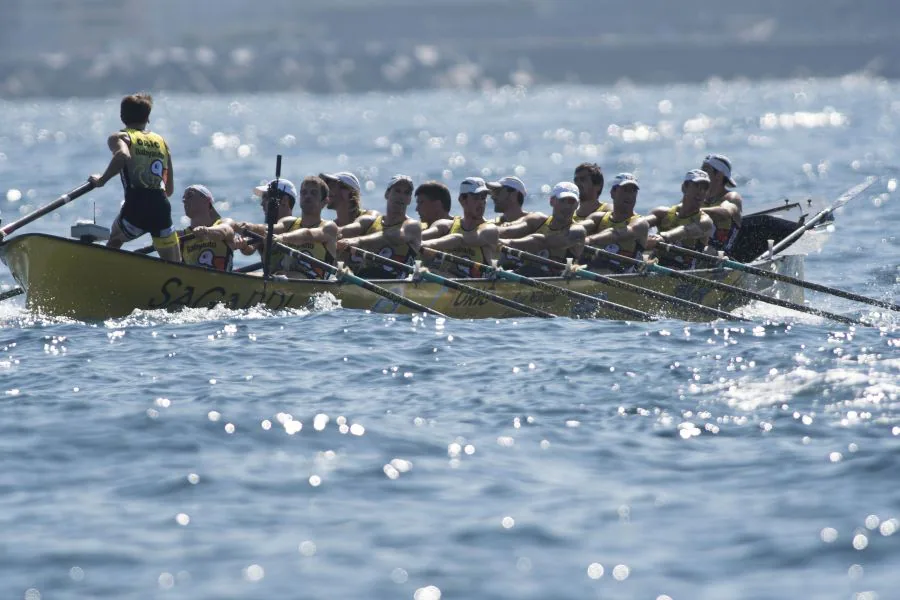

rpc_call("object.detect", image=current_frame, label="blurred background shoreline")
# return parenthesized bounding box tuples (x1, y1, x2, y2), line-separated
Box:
(2, 0, 896, 99)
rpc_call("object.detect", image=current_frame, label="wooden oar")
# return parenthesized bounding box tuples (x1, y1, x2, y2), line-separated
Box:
(756, 176, 877, 261)
(240, 231, 447, 317)
(0, 287, 24, 302)
(502, 246, 746, 322)
(348, 247, 556, 318)
(419, 247, 655, 321)
(582, 245, 871, 327)
(262, 155, 282, 281)
(234, 261, 263, 274)
(657, 241, 900, 312)
(0, 180, 95, 240)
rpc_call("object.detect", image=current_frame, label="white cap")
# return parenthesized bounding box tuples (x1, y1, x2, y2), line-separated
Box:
(551, 181, 580, 200)
(611, 173, 639, 190)
(487, 176, 527, 197)
(684, 169, 711, 184)
(459, 176, 489, 195)
(702, 154, 737, 186)
(387, 174, 414, 190)
(321, 171, 361, 192)
(253, 179, 297, 201)
(184, 184, 213, 200)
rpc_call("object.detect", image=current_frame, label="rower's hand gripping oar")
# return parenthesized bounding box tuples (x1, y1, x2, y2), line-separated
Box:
(240, 230, 447, 318)
(347, 246, 555, 318)
(419, 247, 655, 321)
(656, 241, 900, 313)
(501, 246, 746, 322)
(0, 180, 96, 242)
(583, 244, 871, 327)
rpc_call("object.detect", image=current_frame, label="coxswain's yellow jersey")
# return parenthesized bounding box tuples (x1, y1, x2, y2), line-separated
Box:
(351, 215, 418, 279)
(588, 212, 644, 272)
(270, 218, 336, 279)
(434, 217, 490, 278)
(180, 221, 233, 272)
(120, 128, 169, 191)
(655, 205, 707, 269)
(703, 195, 740, 253)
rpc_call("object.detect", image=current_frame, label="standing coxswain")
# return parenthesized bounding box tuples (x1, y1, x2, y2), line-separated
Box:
(88, 93, 181, 262)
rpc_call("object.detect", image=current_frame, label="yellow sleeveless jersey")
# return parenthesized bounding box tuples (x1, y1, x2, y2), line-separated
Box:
(121, 128, 169, 191)
(180, 220, 233, 271)
(593, 212, 644, 258)
(352, 215, 418, 279)
(573, 202, 610, 223)
(703, 195, 740, 253)
(270, 218, 336, 279)
(436, 217, 490, 278)
(656, 205, 707, 269)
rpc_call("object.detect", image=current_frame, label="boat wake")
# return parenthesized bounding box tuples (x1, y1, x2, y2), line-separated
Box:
(0, 292, 343, 330)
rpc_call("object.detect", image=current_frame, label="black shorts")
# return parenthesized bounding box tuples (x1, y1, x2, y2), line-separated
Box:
(117, 188, 175, 239)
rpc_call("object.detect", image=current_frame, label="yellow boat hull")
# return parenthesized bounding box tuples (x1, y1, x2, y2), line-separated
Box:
(0, 234, 804, 321)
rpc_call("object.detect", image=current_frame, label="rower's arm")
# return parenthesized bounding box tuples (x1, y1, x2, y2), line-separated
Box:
(402, 219, 423, 251)
(90, 134, 130, 187)
(659, 215, 714, 245)
(338, 214, 377, 239)
(498, 213, 546, 239)
(421, 219, 452, 241)
(194, 219, 239, 247)
(585, 218, 648, 248)
(421, 233, 464, 251)
(237, 216, 292, 237)
(701, 198, 742, 226)
(503, 233, 547, 253)
(164, 151, 175, 198)
(481, 226, 499, 264)
(567, 224, 587, 259)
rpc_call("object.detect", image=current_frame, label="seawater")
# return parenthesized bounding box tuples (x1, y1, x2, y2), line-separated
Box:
(0, 78, 898, 600)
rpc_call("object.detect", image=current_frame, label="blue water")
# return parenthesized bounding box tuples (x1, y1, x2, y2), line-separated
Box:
(1, 78, 899, 600)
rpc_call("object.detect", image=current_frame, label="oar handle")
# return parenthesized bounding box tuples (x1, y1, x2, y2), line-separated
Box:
(0, 180, 95, 237)
(241, 230, 446, 317)
(503, 246, 744, 322)
(351, 246, 555, 318)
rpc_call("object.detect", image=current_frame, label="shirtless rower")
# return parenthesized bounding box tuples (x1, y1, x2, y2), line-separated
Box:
(700, 153, 743, 255)
(415, 181, 453, 231)
(337, 174, 422, 279)
(420, 177, 499, 278)
(573, 162, 608, 234)
(582, 173, 649, 273)
(238, 176, 338, 278)
(644, 169, 716, 270)
(179, 184, 240, 272)
(502, 182, 586, 276)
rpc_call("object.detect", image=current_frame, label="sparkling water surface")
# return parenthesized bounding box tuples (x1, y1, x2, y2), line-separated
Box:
(1, 78, 899, 600)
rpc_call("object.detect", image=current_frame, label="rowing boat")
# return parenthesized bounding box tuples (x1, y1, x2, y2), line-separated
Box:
(0, 229, 804, 321)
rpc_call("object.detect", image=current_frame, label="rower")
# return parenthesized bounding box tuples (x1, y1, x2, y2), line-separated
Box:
(502, 182, 586, 276)
(421, 177, 499, 278)
(320, 171, 381, 231)
(415, 181, 453, 232)
(573, 162, 608, 234)
(88, 93, 181, 262)
(700, 153, 743, 255)
(337, 174, 422, 279)
(179, 184, 239, 272)
(490, 176, 547, 270)
(583, 173, 649, 273)
(487, 176, 540, 227)
(238, 176, 338, 278)
(644, 169, 715, 270)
